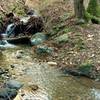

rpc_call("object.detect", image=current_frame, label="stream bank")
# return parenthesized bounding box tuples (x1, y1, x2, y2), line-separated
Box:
(0, 45, 100, 100)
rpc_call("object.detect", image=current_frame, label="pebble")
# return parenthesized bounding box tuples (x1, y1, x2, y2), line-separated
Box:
(47, 62, 57, 66)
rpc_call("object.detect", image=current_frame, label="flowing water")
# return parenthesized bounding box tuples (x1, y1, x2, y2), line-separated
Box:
(0, 45, 100, 100)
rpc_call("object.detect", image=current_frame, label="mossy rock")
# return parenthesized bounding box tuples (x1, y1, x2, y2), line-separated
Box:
(78, 63, 94, 76)
(31, 32, 47, 45)
(55, 34, 69, 44)
(35, 45, 53, 55)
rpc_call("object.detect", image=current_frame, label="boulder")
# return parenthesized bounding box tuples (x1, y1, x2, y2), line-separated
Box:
(6, 80, 23, 90)
(0, 88, 17, 100)
(31, 32, 47, 45)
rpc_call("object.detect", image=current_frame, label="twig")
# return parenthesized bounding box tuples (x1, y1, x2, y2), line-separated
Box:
(0, 5, 6, 15)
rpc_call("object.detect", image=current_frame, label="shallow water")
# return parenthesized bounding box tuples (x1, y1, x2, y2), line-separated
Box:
(0, 45, 100, 100)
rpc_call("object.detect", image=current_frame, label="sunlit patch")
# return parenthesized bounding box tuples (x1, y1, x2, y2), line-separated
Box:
(91, 88, 100, 100)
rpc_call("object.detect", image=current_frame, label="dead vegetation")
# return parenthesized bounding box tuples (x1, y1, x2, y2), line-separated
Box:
(37, 0, 100, 79)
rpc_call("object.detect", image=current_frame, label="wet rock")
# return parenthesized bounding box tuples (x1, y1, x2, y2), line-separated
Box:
(10, 64, 15, 69)
(62, 68, 82, 76)
(5, 23, 15, 37)
(55, 34, 69, 44)
(78, 63, 94, 78)
(0, 68, 10, 80)
(31, 32, 47, 45)
(0, 68, 6, 75)
(0, 88, 17, 100)
(6, 80, 23, 90)
(62, 63, 95, 79)
(35, 45, 53, 55)
(0, 40, 7, 45)
(0, 68, 9, 75)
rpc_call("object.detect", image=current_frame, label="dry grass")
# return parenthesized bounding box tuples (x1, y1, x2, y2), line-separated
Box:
(35, 0, 100, 78)
(39, 0, 74, 34)
(25, 0, 64, 10)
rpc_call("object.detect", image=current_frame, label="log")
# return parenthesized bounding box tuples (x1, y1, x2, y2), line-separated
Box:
(6, 36, 31, 44)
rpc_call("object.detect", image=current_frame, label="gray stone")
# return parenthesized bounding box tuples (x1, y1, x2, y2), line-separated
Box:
(76, 19, 85, 25)
(6, 80, 23, 90)
(0, 88, 17, 100)
(36, 45, 53, 55)
(31, 32, 47, 45)
(0, 68, 9, 75)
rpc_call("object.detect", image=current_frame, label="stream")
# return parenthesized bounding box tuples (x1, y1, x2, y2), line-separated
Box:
(0, 45, 100, 100)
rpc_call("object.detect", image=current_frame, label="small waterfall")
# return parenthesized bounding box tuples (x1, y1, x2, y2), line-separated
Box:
(5, 23, 15, 37)
(0, 40, 16, 48)
(0, 24, 16, 48)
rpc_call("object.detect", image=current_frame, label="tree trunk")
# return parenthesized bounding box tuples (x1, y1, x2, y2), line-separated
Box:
(74, 0, 100, 24)
(74, 0, 85, 19)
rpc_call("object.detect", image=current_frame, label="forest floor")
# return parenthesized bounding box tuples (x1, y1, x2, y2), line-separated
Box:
(0, 0, 100, 79)
(0, 0, 100, 99)
(37, 0, 100, 79)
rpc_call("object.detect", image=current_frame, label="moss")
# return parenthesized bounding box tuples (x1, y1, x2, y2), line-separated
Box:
(83, 0, 100, 23)
(84, 11, 100, 23)
(78, 63, 94, 76)
(71, 34, 86, 50)
(87, 0, 100, 17)
(8, 3, 26, 16)
(84, 12, 92, 21)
